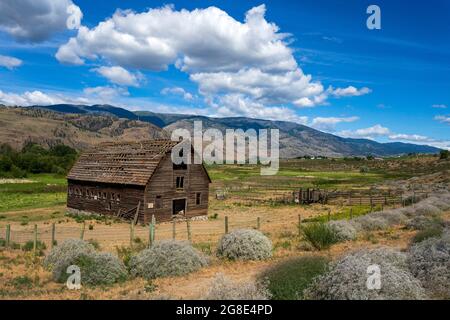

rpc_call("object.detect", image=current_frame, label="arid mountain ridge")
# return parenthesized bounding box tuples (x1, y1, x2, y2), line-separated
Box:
(0, 104, 441, 158)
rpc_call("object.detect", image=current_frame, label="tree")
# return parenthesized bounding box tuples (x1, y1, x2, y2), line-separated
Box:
(440, 150, 449, 160)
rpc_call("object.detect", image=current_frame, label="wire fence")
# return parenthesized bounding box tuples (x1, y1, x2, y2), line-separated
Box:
(0, 215, 264, 252)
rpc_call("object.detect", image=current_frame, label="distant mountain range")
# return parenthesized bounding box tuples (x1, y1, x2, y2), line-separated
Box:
(0, 103, 440, 158)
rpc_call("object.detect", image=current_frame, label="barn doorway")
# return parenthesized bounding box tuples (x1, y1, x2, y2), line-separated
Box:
(172, 199, 186, 215)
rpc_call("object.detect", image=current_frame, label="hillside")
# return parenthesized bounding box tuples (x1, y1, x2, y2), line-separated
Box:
(1, 104, 441, 157)
(0, 106, 168, 150)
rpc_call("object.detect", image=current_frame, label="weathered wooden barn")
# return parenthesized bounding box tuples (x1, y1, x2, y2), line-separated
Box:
(67, 140, 211, 224)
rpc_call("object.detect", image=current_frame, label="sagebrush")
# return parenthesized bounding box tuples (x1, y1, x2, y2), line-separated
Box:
(304, 248, 427, 300)
(217, 229, 272, 260)
(129, 240, 208, 279)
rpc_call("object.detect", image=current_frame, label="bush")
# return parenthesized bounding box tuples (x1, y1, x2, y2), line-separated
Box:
(353, 215, 388, 231)
(375, 210, 408, 226)
(72, 252, 127, 285)
(205, 274, 271, 300)
(327, 220, 357, 241)
(129, 240, 208, 279)
(43, 239, 95, 282)
(217, 229, 272, 261)
(412, 227, 443, 244)
(408, 230, 450, 299)
(424, 197, 450, 211)
(259, 256, 329, 300)
(301, 223, 340, 250)
(413, 203, 442, 217)
(406, 215, 446, 231)
(304, 248, 427, 300)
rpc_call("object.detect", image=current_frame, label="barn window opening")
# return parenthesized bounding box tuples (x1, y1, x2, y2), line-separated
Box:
(155, 196, 162, 209)
(176, 176, 184, 189)
(107, 202, 112, 210)
(173, 149, 188, 170)
(196, 193, 201, 205)
(111, 193, 115, 201)
(103, 192, 107, 199)
(116, 194, 121, 202)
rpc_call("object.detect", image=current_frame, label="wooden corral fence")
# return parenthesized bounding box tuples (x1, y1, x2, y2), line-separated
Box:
(215, 186, 430, 208)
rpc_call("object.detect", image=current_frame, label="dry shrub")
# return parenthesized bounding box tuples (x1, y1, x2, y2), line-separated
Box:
(129, 240, 208, 279)
(375, 209, 409, 226)
(327, 220, 357, 241)
(217, 229, 272, 260)
(204, 274, 271, 300)
(44, 239, 95, 282)
(406, 215, 446, 231)
(304, 248, 427, 300)
(408, 229, 450, 299)
(353, 215, 388, 231)
(425, 197, 450, 211)
(44, 239, 127, 285)
(413, 203, 442, 217)
(73, 252, 127, 285)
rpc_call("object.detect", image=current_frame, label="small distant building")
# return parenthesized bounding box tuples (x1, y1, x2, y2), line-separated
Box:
(67, 140, 211, 224)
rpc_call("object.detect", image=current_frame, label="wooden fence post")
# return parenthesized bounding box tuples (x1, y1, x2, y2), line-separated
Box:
(33, 224, 37, 255)
(5, 224, 10, 247)
(150, 215, 156, 245)
(80, 222, 85, 240)
(327, 209, 331, 222)
(350, 208, 353, 220)
(256, 217, 261, 230)
(172, 220, 176, 240)
(186, 219, 192, 242)
(148, 223, 153, 248)
(130, 221, 134, 248)
(298, 214, 302, 236)
(224, 216, 229, 234)
(51, 223, 56, 249)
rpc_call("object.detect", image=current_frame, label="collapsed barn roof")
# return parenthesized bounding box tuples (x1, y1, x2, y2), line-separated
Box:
(67, 140, 180, 186)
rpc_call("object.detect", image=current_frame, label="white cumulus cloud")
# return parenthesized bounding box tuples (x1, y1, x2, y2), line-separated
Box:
(55, 4, 370, 116)
(56, 5, 296, 72)
(337, 124, 390, 139)
(311, 116, 359, 131)
(435, 115, 450, 124)
(0, 89, 65, 106)
(0, 0, 82, 42)
(161, 87, 194, 101)
(328, 86, 372, 97)
(92, 66, 144, 87)
(0, 54, 22, 69)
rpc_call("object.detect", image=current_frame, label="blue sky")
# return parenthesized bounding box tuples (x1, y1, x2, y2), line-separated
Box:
(0, 0, 449, 149)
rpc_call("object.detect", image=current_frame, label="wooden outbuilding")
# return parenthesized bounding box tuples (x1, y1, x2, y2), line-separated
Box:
(67, 140, 211, 224)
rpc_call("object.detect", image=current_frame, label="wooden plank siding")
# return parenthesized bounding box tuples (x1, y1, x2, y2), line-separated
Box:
(67, 180, 145, 221)
(143, 154, 209, 223)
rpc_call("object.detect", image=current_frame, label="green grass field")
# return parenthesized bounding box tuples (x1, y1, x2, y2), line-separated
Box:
(0, 174, 66, 213)
(0, 156, 447, 215)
